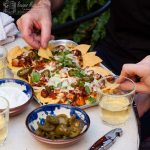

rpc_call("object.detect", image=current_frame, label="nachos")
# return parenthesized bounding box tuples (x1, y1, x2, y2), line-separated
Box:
(7, 42, 111, 106)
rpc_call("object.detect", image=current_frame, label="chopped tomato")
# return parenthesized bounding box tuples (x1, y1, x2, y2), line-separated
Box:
(34, 61, 45, 70)
(18, 59, 25, 67)
(66, 93, 75, 101)
(12, 59, 19, 67)
(49, 91, 57, 99)
(41, 89, 49, 98)
(75, 96, 85, 106)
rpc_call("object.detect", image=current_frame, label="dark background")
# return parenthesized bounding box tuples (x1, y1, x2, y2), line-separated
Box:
(0, 0, 33, 21)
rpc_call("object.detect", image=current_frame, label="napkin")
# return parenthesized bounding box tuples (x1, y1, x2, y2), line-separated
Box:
(0, 12, 19, 45)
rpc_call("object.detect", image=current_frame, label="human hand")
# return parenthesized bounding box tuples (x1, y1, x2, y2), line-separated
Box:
(17, 0, 54, 49)
(119, 55, 150, 93)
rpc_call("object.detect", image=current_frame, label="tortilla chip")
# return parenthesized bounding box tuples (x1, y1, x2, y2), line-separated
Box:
(38, 48, 53, 59)
(83, 54, 102, 68)
(7, 46, 24, 64)
(22, 46, 33, 51)
(102, 83, 120, 92)
(83, 52, 96, 57)
(66, 44, 76, 49)
(89, 66, 112, 76)
(36, 92, 60, 105)
(48, 44, 55, 51)
(72, 44, 91, 55)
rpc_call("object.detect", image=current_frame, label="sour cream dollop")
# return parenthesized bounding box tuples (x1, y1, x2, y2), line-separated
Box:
(0, 86, 29, 109)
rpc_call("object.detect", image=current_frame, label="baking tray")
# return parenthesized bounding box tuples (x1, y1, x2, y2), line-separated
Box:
(32, 40, 113, 109)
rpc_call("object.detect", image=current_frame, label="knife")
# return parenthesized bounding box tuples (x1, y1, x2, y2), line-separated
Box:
(89, 128, 123, 150)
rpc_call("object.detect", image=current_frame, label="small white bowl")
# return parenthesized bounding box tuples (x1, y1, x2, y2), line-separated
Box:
(0, 78, 33, 116)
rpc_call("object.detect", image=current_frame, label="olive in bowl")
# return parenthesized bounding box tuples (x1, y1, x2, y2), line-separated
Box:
(26, 104, 90, 146)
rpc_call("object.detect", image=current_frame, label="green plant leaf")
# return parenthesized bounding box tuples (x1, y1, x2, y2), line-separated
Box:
(91, 10, 110, 48)
(52, 0, 110, 48)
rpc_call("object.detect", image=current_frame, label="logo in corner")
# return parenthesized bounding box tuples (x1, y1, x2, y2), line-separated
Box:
(3, 0, 16, 15)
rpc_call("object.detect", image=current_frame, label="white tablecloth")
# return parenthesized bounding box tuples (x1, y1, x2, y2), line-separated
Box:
(1, 38, 139, 150)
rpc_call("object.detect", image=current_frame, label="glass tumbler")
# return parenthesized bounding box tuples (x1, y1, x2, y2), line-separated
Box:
(0, 46, 7, 78)
(98, 75, 135, 126)
(0, 96, 9, 145)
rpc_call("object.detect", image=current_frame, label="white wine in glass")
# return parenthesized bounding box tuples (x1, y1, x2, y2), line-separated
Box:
(99, 76, 135, 126)
(0, 96, 9, 145)
(0, 46, 7, 78)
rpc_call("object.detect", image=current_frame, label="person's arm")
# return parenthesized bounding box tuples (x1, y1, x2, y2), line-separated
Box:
(134, 93, 150, 117)
(118, 56, 150, 117)
(17, 0, 64, 49)
(34, 0, 64, 12)
(119, 55, 150, 93)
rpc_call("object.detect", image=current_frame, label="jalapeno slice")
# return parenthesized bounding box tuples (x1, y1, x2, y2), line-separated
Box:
(41, 70, 50, 77)
(17, 67, 32, 77)
(34, 114, 85, 139)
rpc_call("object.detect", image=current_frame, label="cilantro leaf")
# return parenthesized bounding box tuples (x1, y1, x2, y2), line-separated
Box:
(85, 86, 91, 94)
(88, 96, 96, 104)
(64, 50, 71, 55)
(68, 68, 85, 78)
(78, 81, 85, 87)
(57, 82, 62, 88)
(31, 72, 41, 83)
(58, 55, 74, 67)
